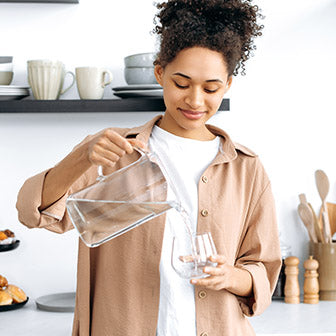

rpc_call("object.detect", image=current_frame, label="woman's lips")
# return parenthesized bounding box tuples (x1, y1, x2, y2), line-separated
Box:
(179, 108, 205, 120)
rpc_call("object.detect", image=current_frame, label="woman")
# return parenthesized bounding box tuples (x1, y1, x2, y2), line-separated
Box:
(17, 0, 281, 335)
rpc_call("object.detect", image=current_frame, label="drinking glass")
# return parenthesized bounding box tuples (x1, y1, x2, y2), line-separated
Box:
(171, 232, 217, 279)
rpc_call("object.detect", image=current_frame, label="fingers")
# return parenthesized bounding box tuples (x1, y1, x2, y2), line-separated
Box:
(89, 145, 123, 167)
(104, 130, 133, 154)
(127, 138, 146, 151)
(191, 274, 224, 291)
(179, 255, 194, 263)
(190, 255, 231, 291)
(103, 130, 146, 154)
(210, 255, 226, 264)
(87, 129, 145, 167)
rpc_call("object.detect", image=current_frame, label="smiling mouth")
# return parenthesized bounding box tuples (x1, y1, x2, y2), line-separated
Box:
(179, 108, 206, 120)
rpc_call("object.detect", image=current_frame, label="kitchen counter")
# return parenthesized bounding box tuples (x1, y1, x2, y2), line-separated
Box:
(1, 298, 336, 335)
(249, 300, 336, 335)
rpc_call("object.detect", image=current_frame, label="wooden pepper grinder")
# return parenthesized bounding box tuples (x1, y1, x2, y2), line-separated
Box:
(284, 256, 300, 303)
(303, 255, 319, 304)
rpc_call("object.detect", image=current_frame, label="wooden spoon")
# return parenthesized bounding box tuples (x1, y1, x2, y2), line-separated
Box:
(326, 202, 336, 237)
(297, 203, 318, 243)
(315, 170, 332, 243)
(298, 193, 323, 242)
(315, 170, 330, 210)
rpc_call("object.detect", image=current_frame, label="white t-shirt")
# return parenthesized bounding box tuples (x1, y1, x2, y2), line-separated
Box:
(149, 126, 220, 336)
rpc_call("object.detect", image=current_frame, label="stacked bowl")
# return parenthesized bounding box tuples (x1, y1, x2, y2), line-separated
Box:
(0, 57, 13, 85)
(0, 56, 30, 100)
(124, 52, 157, 85)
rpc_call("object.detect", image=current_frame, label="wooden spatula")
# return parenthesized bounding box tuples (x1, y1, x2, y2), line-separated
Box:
(315, 170, 332, 243)
(297, 203, 318, 243)
(299, 193, 323, 243)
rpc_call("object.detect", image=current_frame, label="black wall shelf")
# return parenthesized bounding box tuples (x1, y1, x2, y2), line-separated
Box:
(0, 0, 79, 3)
(0, 98, 230, 113)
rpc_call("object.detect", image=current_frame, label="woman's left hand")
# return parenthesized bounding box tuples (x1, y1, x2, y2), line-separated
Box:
(190, 255, 234, 291)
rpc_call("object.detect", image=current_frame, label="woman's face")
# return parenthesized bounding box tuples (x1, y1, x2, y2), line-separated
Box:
(154, 47, 232, 140)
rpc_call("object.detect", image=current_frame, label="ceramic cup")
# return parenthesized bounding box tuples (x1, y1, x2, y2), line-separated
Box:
(27, 60, 75, 100)
(75, 67, 113, 99)
(309, 242, 336, 300)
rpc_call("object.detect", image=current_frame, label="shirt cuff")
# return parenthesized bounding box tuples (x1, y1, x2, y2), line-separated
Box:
(236, 263, 271, 317)
(40, 192, 69, 222)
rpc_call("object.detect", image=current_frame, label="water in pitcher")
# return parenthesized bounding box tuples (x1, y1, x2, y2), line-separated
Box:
(67, 198, 179, 247)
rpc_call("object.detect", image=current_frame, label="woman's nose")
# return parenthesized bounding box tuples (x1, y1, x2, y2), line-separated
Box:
(185, 88, 204, 109)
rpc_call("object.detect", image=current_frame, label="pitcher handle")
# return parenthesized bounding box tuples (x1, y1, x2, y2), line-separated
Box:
(97, 146, 149, 180)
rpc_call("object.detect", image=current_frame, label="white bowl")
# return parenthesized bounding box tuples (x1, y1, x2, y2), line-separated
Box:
(124, 67, 157, 85)
(124, 52, 156, 68)
(0, 56, 13, 64)
(0, 71, 13, 85)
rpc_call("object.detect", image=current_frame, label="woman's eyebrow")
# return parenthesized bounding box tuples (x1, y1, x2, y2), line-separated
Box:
(205, 78, 223, 83)
(172, 72, 191, 79)
(172, 72, 223, 83)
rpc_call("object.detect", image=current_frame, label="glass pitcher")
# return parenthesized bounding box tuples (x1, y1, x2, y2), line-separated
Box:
(66, 148, 180, 248)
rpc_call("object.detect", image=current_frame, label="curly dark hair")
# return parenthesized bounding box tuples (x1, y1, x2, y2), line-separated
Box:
(153, 0, 264, 76)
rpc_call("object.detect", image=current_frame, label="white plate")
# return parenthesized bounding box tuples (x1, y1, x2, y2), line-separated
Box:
(0, 86, 30, 95)
(113, 89, 163, 98)
(112, 84, 161, 91)
(35, 292, 76, 312)
(0, 90, 29, 95)
(0, 85, 29, 90)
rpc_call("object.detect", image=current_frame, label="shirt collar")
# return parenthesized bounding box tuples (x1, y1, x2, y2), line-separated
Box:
(124, 115, 255, 164)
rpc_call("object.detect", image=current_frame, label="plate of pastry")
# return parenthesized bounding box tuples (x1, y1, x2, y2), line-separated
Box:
(0, 230, 20, 252)
(0, 275, 28, 312)
(0, 297, 29, 312)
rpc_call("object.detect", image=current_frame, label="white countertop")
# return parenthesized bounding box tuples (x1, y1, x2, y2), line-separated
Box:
(249, 300, 336, 335)
(2, 298, 336, 335)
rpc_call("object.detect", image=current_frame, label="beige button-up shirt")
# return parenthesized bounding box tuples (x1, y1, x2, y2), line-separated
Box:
(16, 115, 281, 336)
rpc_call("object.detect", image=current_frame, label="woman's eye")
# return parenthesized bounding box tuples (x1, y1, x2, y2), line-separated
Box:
(174, 82, 188, 89)
(204, 88, 218, 93)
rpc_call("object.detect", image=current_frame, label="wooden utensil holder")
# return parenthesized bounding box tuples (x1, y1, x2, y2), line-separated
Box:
(309, 242, 336, 300)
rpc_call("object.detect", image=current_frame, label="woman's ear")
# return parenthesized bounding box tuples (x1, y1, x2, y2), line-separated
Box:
(154, 65, 164, 86)
(223, 76, 233, 94)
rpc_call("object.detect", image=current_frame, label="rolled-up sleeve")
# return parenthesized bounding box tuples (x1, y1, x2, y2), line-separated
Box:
(235, 182, 282, 317)
(16, 168, 93, 234)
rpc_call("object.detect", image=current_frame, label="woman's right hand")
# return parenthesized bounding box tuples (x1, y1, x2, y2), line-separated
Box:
(85, 129, 145, 168)
(39, 129, 145, 211)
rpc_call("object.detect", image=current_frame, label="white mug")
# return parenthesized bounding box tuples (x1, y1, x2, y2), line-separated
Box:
(27, 60, 75, 100)
(75, 67, 113, 99)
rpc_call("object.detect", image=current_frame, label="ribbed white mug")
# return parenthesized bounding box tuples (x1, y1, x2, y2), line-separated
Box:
(75, 67, 113, 100)
(27, 60, 75, 100)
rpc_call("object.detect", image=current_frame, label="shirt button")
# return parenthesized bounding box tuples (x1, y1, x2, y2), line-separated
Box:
(200, 333, 209, 336)
(201, 209, 209, 217)
(201, 175, 208, 183)
(198, 290, 207, 299)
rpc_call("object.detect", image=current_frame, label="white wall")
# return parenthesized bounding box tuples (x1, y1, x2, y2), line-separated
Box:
(0, 0, 336, 299)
